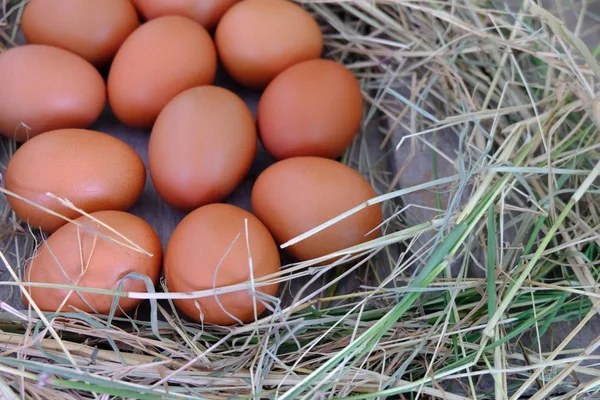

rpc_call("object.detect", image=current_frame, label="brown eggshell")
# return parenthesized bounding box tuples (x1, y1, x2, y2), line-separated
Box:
(149, 86, 257, 210)
(0, 45, 106, 142)
(164, 203, 280, 325)
(23, 210, 162, 315)
(258, 59, 363, 160)
(21, 0, 139, 67)
(5, 129, 146, 232)
(251, 157, 382, 261)
(215, 0, 323, 89)
(131, 0, 240, 30)
(107, 15, 217, 128)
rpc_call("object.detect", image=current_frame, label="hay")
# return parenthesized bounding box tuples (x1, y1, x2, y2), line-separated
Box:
(1, 0, 600, 398)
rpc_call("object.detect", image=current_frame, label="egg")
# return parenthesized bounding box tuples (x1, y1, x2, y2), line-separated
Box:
(131, 0, 240, 31)
(5, 129, 146, 232)
(107, 15, 217, 128)
(258, 59, 363, 160)
(215, 0, 323, 89)
(164, 203, 280, 325)
(0, 45, 106, 142)
(21, 0, 139, 67)
(251, 157, 382, 261)
(23, 210, 162, 315)
(149, 86, 257, 210)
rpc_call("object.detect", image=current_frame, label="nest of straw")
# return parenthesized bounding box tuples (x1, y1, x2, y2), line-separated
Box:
(1, 0, 600, 398)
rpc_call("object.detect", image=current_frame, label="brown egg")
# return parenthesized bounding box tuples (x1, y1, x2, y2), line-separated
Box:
(165, 203, 280, 325)
(215, 0, 323, 89)
(21, 0, 139, 67)
(258, 59, 363, 160)
(0, 45, 106, 142)
(5, 129, 146, 232)
(149, 86, 256, 210)
(251, 157, 382, 261)
(23, 210, 162, 315)
(107, 15, 217, 128)
(131, 0, 240, 31)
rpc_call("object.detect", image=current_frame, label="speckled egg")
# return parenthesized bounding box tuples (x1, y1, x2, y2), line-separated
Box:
(149, 86, 257, 210)
(251, 157, 382, 261)
(215, 0, 323, 89)
(131, 0, 240, 30)
(5, 129, 146, 232)
(0, 45, 106, 142)
(258, 59, 363, 160)
(23, 210, 162, 315)
(107, 15, 217, 128)
(165, 203, 280, 325)
(21, 0, 139, 66)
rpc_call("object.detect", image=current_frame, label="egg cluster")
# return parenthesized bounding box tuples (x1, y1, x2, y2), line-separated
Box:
(1, 0, 383, 326)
